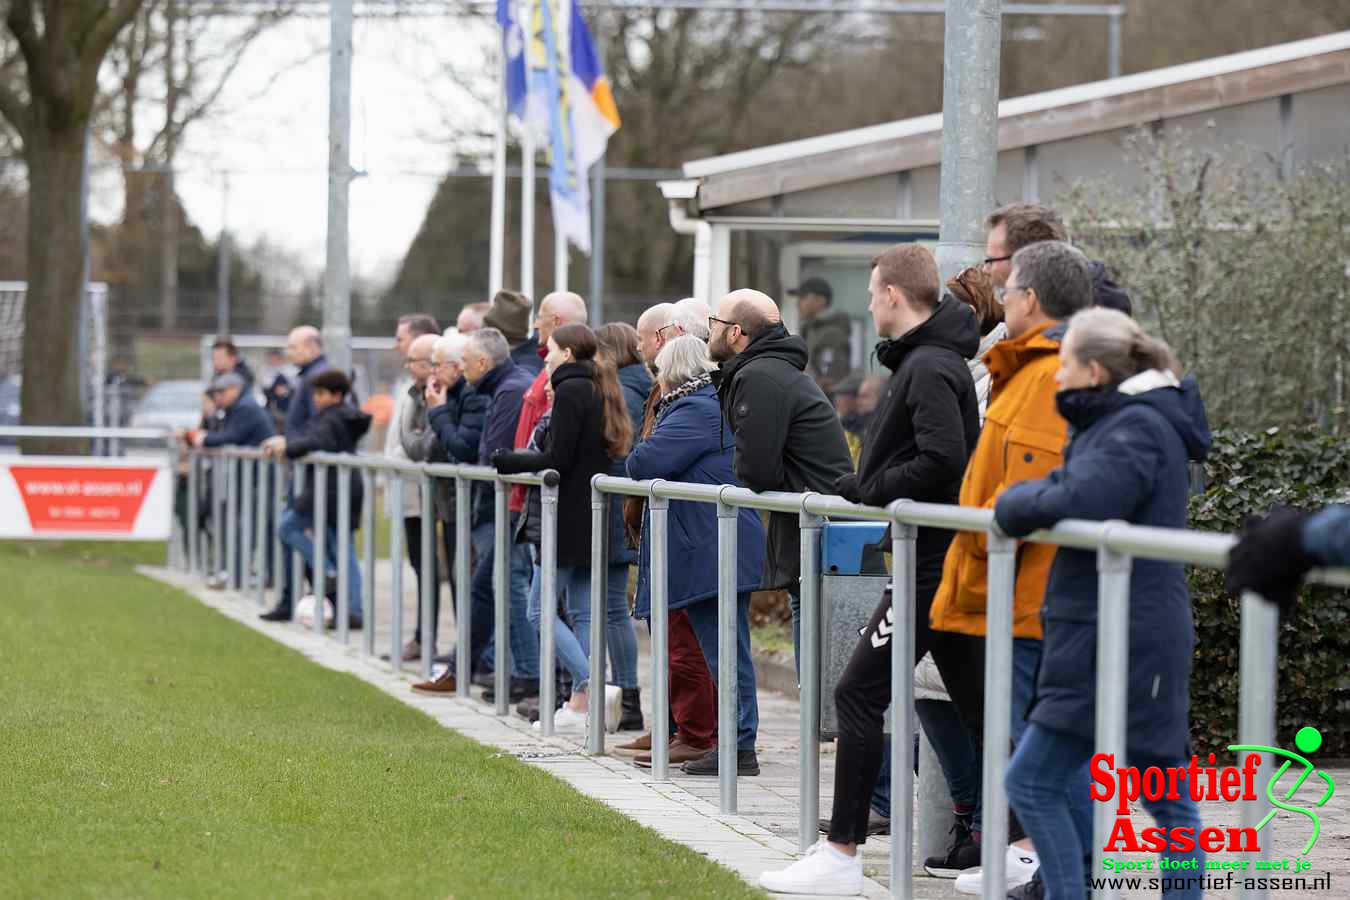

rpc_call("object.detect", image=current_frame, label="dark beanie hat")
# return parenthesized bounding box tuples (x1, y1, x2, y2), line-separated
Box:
(483, 290, 533, 343)
(1089, 260, 1132, 317)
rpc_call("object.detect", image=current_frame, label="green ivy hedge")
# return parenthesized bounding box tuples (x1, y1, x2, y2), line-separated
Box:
(1188, 427, 1350, 757)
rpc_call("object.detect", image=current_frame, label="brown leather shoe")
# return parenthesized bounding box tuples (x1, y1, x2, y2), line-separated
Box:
(401, 640, 421, 663)
(411, 669, 456, 695)
(633, 738, 713, 768)
(611, 732, 652, 756)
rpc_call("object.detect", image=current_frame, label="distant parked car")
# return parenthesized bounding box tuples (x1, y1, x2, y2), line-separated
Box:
(129, 379, 205, 433)
(0, 374, 19, 445)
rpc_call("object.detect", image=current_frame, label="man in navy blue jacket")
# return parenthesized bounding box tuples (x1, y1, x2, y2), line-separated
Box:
(282, 326, 330, 439)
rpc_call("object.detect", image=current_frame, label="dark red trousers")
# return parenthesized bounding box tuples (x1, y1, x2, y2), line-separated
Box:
(669, 609, 717, 749)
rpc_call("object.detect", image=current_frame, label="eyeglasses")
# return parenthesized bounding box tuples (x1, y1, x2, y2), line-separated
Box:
(999, 285, 1029, 306)
(655, 323, 680, 339)
(708, 316, 740, 332)
(982, 254, 1012, 268)
(405, 356, 433, 367)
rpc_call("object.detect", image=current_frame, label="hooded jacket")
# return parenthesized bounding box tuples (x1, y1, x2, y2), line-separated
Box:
(802, 307, 853, 391)
(928, 320, 1069, 640)
(286, 402, 372, 528)
(838, 297, 980, 567)
(994, 371, 1211, 760)
(471, 357, 534, 528)
(716, 321, 853, 591)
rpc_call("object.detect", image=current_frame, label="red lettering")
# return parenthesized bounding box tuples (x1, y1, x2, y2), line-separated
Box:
(1226, 827, 1260, 852)
(1187, 756, 1204, 801)
(1170, 827, 1196, 853)
(1105, 818, 1143, 852)
(1199, 827, 1225, 853)
(1141, 826, 1168, 853)
(1120, 767, 1141, 815)
(1090, 754, 1116, 802)
(1143, 767, 1165, 801)
(1219, 768, 1241, 802)
(1241, 754, 1261, 801)
(1205, 754, 1219, 800)
(1165, 766, 1183, 800)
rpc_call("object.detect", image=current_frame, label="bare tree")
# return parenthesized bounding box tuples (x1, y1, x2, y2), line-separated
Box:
(0, 0, 145, 443)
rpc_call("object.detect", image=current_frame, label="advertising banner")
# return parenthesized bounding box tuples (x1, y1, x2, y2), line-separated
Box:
(0, 456, 173, 540)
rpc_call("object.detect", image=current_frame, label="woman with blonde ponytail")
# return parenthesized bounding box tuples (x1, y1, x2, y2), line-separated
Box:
(993, 307, 1213, 900)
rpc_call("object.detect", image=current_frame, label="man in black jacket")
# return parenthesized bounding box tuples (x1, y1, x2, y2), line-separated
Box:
(710, 289, 853, 671)
(762, 244, 981, 894)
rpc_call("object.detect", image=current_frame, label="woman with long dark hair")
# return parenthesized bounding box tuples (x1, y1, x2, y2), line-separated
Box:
(492, 323, 633, 731)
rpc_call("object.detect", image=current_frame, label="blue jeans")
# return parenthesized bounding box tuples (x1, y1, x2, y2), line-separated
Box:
(277, 507, 362, 616)
(968, 637, 1042, 834)
(916, 698, 980, 810)
(468, 518, 536, 678)
(1006, 723, 1204, 900)
(606, 564, 639, 690)
(683, 592, 759, 751)
(527, 563, 592, 689)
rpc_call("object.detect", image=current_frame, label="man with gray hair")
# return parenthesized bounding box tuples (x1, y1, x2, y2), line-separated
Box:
(672, 297, 711, 341)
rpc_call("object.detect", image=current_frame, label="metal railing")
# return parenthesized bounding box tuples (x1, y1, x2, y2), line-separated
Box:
(179, 445, 1350, 900)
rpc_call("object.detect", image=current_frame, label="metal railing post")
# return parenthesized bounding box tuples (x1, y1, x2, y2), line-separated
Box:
(798, 504, 825, 852)
(492, 479, 511, 716)
(649, 489, 671, 781)
(313, 462, 329, 635)
(337, 462, 352, 644)
(1092, 537, 1132, 899)
(420, 473, 435, 679)
(240, 456, 255, 594)
(889, 511, 918, 894)
(272, 458, 286, 611)
(539, 475, 560, 736)
(290, 463, 306, 622)
(226, 456, 240, 591)
(588, 481, 610, 751)
(167, 435, 184, 570)
(980, 527, 1016, 900)
(211, 456, 224, 580)
(1236, 590, 1279, 900)
(187, 450, 200, 577)
(254, 456, 268, 607)
(361, 468, 375, 658)
(454, 474, 472, 698)
(716, 493, 738, 813)
(390, 475, 405, 671)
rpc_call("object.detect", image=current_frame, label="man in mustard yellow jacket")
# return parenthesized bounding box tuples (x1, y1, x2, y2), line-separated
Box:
(924, 232, 1096, 890)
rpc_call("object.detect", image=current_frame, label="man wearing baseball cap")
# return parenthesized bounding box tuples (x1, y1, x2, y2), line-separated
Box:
(788, 276, 853, 393)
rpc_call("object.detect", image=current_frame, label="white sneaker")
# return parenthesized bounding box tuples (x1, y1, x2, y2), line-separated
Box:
(603, 685, 623, 734)
(954, 845, 1039, 895)
(759, 840, 863, 896)
(531, 705, 587, 733)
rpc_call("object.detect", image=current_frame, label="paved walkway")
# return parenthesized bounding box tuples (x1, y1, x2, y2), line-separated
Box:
(149, 561, 1349, 899)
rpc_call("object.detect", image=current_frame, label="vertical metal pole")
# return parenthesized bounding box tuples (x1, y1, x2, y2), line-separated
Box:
(187, 451, 200, 576)
(291, 463, 306, 622)
(313, 463, 328, 636)
(935, 0, 1003, 287)
(1107, 9, 1122, 79)
(337, 463, 352, 644)
(554, 222, 568, 292)
(216, 182, 231, 339)
(390, 475, 406, 671)
(455, 474, 472, 698)
(649, 492, 671, 781)
(492, 480, 511, 716)
(890, 516, 918, 895)
(1237, 591, 1278, 900)
(798, 509, 824, 853)
(240, 456, 254, 593)
(109, 389, 123, 456)
(420, 473, 435, 679)
(522, 130, 536, 301)
(1092, 543, 1132, 899)
(980, 528, 1016, 900)
(226, 456, 240, 591)
(587, 483, 611, 752)
(489, 43, 507, 299)
(254, 456, 268, 607)
(273, 458, 286, 611)
(323, 0, 354, 376)
(212, 458, 224, 579)
(539, 477, 560, 736)
(715, 496, 738, 814)
(362, 468, 376, 658)
(588, 34, 607, 326)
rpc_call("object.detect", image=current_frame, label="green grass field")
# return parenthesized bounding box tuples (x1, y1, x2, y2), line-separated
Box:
(0, 541, 763, 900)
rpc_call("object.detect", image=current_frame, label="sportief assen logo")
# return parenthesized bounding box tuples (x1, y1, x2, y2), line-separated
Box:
(1090, 726, 1335, 860)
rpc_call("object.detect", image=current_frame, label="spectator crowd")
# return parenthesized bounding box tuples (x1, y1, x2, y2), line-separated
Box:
(181, 202, 1350, 900)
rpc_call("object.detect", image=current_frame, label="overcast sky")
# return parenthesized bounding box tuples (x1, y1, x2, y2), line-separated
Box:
(97, 14, 498, 287)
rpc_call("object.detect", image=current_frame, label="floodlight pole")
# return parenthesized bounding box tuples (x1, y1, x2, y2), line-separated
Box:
(324, 0, 354, 376)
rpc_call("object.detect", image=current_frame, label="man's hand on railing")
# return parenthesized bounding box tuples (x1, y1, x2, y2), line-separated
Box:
(832, 472, 861, 504)
(261, 436, 288, 460)
(1224, 506, 1313, 613)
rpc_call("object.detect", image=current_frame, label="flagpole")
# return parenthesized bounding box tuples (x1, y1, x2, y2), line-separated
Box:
(554, 214, 568, 291)
(489, 45, 508, 300)
(521, 127, 536, 301)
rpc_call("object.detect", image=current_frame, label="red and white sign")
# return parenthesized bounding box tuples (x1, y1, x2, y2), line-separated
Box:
(0, 456, 173, 540)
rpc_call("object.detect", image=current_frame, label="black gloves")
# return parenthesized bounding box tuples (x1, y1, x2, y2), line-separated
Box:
(833, 472, 861, 504)
(1224, 506, 1313, 614)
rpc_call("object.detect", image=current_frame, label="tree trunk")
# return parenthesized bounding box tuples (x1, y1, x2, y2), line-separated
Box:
(20, 123, 90, 452)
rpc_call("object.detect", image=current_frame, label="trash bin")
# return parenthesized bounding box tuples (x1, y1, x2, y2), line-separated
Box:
(819, 521, 891, 739)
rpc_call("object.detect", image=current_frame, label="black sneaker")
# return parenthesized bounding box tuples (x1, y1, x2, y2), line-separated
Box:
(680, 749, 759, 777)
(923, 816, 980, 878)
(259, 605, 292, 622)
(482, 678, 538, 705)
(1007, 872, 1044, 899)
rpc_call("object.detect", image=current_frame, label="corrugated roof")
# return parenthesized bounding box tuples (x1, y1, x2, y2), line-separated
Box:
(683, 30, 1350, 207)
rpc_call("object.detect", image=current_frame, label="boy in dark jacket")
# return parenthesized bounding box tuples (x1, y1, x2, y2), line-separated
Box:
(263, 369, 371, 628)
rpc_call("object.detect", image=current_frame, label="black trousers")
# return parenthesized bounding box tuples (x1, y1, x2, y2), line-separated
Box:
(405, 516, 446, 648)
(827, 564, 988, 846)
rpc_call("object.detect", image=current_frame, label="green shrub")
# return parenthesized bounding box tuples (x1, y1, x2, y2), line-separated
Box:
(1188, 427, 1350, 757)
